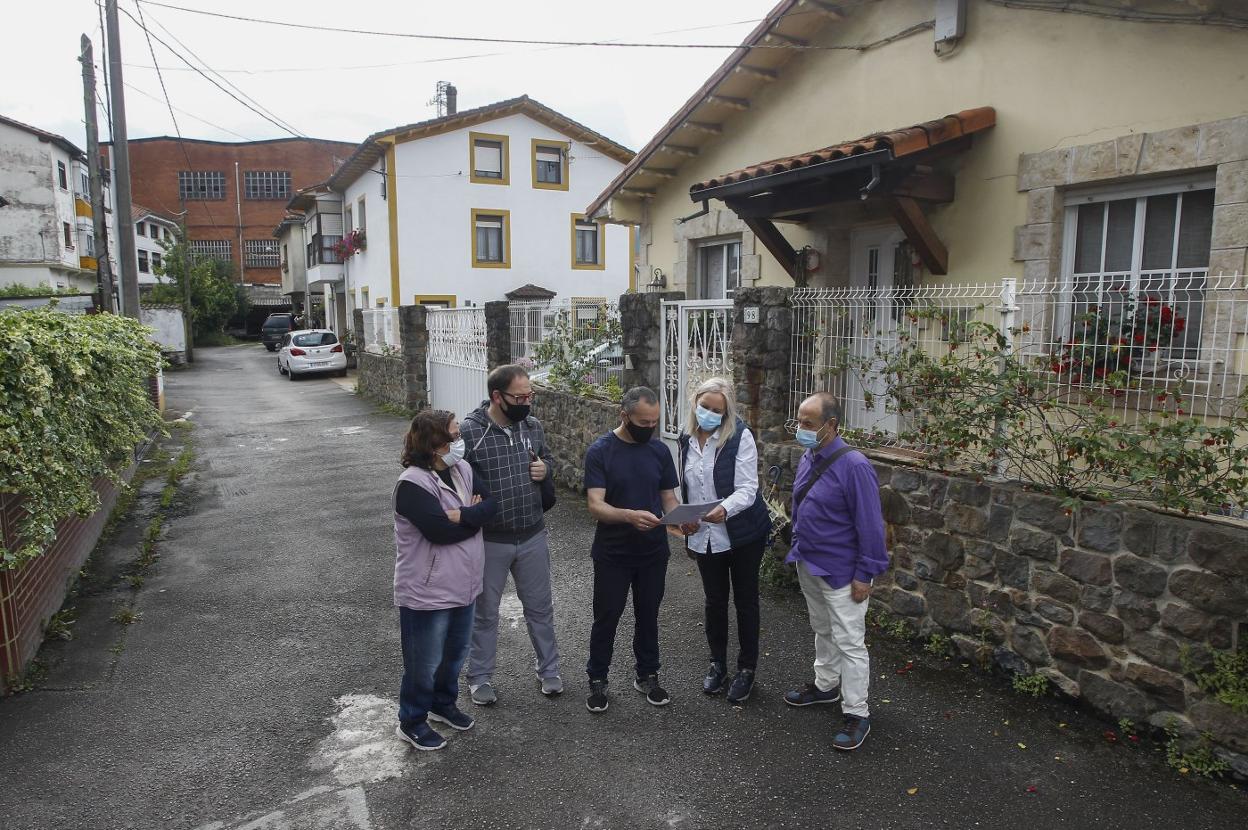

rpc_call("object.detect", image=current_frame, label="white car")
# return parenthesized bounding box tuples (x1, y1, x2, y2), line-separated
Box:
(277, 329, 347, 380)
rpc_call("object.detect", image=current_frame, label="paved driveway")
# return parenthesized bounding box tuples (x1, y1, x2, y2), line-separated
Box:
(0, 344, 1242, 829)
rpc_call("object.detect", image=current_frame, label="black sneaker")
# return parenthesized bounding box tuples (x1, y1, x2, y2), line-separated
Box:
(634, 673, 671, 706)
(783, 682, 841, 707)
(394, 722, 446, 751)
(834, 714, 871, 751)
(726, 669, 755, 704)
(427, 705, 475, 731)
(586, 679, 609, 713)
(703, 661, 728, 695)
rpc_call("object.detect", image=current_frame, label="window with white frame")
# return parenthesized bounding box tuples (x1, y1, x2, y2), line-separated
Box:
(535, 143, 565, 187)
(80, 171, 89, 194)
(244, 170, 291, 200)
(473, 211, 508, 266)
(357, 197, 366, 233)
(179, 170, 226, 201)
(344, 205, 353, 235)
(63, 222, 73, 249)
(152, 251, 162, 272)
(85, 234, 95, 257)
(245, 239, 280, 268)
(471, 133, 508, 183)
(696, 239, 742, 300)
(57, 161, 68, 190)
(1062, 177, 1215, 358)
(138, 250, 149, 273)
(188, 239, 232, 261)
(136, 221, 146, 237)
(573, 215, 602, 268)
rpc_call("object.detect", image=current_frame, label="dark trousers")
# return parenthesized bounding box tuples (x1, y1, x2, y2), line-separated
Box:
(586, 557, 668, 681)
(398, 603, 474, 729)
(694, 539, 765, 670)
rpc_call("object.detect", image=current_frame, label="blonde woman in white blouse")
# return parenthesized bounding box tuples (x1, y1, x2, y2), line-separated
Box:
(676, 377, 772, 704)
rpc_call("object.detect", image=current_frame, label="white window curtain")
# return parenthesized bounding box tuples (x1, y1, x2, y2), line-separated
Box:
(476, 216, 504, 262)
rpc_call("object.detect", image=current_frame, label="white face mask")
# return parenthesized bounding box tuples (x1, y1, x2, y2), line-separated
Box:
(440, 437, 465, 466)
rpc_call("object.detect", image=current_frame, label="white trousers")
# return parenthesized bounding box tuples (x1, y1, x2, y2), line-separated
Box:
(796, 560, 871, 718)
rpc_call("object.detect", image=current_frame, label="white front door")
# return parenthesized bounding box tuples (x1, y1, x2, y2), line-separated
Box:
(846, 226, 910, 437)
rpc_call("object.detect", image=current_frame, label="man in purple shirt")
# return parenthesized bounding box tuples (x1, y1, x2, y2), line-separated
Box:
(783, 392, 889, 751)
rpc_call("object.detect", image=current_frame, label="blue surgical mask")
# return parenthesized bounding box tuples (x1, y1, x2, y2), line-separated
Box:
(440, 438, 466, 466)
(695, 404, 723, 432)
(795, 425, 824, 449)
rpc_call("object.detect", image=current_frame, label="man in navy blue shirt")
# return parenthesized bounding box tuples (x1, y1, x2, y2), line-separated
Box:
(583, 386, 679, 712)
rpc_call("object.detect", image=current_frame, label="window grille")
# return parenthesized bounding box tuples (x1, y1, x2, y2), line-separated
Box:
(244, 170, 291, 200)
(245, 239, 280, 268)
(178, 171, 226, 201)
(188, 239, 232, 261)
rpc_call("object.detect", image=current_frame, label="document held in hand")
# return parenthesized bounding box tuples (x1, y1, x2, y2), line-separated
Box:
(658, 502, 722, 526)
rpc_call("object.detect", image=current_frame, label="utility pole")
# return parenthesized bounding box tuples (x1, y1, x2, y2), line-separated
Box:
(105, 0, 140, 319)
(80, 35, 116, 313)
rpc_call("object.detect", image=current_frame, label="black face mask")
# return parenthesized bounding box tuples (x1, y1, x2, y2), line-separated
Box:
(500, 399, 531, 423)
(625, 420, 655, 444)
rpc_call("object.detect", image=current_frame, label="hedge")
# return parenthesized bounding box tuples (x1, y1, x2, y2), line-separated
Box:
(0, 308, 162, 569)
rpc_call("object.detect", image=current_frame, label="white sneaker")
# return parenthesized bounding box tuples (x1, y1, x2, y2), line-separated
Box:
(469, 682, 497, 706)
(539, 674, 563, 696)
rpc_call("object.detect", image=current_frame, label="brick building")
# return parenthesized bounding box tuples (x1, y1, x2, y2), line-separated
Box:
(104, 136, 356, 287)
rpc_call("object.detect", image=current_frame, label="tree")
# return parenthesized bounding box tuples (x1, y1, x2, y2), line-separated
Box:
(148, 239, 244, 339)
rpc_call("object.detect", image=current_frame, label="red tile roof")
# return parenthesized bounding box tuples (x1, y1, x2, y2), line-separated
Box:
(690, 107, 995, 195)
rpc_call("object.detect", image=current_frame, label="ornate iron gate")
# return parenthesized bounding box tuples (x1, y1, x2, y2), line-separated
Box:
(426, 307, 488, 420)
(660, 300, 734, 439)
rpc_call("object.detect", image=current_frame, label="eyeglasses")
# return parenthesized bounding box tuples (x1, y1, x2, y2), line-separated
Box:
(503, 392, 536, 404)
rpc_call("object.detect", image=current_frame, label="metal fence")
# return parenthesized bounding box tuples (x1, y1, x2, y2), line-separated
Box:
(361, 307, 400, 355)
(427, 307, 488, 420)
(660, 299, 735, 439)
(788, 272, 1248, 441)
(509, 297, 622, 388)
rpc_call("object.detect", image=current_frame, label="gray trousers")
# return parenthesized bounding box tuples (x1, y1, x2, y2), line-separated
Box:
(467, 529, 561, 684)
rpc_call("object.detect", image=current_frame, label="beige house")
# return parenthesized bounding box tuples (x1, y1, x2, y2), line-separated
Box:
(588, 0, 1248, 298)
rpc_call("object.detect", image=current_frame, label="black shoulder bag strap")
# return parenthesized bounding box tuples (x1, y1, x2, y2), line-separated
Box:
(793, 445, 855, 517)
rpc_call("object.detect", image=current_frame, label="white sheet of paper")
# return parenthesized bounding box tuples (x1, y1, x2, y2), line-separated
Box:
(659, 502, 721, 526)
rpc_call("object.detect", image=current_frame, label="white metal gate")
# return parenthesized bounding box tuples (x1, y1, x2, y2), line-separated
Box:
(660, 299, 734, 439)
(426, 307, 488, 420)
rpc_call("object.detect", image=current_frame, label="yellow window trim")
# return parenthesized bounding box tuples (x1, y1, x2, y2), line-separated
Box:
(471, 208, 512, 269)
(570, 213, 606, 271)
(531, 138, 569, 191)
(469, 131, 510, 186)
(375, 297, 388, 307)
(414, 294, 457, 307)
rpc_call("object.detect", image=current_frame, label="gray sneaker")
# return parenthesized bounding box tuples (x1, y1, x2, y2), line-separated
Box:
(539, 674, 564, 696)
(469, 682, 497, 706)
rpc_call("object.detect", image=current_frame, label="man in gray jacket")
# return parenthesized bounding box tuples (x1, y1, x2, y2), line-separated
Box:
(462, 364, 562, 704)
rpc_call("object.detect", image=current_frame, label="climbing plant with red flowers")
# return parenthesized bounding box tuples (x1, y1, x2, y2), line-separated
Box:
(1055, 296, 1187, 384)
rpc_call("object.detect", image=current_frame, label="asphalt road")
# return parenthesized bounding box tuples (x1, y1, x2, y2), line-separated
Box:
(0, 344, 1243, 830)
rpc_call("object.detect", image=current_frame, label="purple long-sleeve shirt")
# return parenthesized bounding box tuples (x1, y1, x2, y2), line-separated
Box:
(785, 436, 890, 588)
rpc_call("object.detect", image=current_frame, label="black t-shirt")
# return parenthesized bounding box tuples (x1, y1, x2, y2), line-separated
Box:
(584, 431, 678, 564)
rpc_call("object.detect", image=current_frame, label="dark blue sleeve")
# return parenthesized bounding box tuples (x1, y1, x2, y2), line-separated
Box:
(657, 443, 679, 491)
(395, 481, 479, 545)
(458, 475, 498, 528)
(584, 440, 607, 489)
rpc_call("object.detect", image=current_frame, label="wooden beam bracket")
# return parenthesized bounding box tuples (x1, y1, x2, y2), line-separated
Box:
(743, 217, 799, 282)
(887, 196, 948, 275)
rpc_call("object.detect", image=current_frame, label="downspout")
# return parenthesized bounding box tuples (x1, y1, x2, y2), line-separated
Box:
(235, 161, 245, 284)
(859, 163, 882, 200)
(677, 200, 710, 225)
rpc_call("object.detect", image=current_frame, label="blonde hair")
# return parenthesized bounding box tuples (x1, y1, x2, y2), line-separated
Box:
(686, 377, 737, 443)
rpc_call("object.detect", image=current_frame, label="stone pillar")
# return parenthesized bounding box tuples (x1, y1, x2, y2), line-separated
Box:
(398, 304, 430, 411)
(352, 308, 365, 349)
(733, 286, 793, 443)
(484, 300, 511, 369)
(619, 290, 683, 393)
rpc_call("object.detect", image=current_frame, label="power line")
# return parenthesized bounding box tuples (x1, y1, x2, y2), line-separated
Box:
(116, 4, 302, 138)
(140, 6, 305, 137)
(131, 0, 225, 236)
(136, 0, 887, 50)
(96, 0, 113, 138)
(124, 81, 255, 140)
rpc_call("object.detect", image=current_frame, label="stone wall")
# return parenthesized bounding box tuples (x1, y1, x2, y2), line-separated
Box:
(731, 286, 793, 443)
(532, 384, 620, 492)
(620, 291, 682, 392)
(758, 437, 1248, 770)
(353, 305, 430, 412)
(484, 300, 511, 369)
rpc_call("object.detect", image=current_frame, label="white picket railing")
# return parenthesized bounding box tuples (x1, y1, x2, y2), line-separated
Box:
(427, 307, 488, 420)
(361, 307, 400, 355)
(509, 297, 621, 387)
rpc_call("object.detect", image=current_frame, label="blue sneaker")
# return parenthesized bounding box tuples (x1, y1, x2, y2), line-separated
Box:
(395, 722, 446, 751)
(834, 715, 871, 751)
(784, 682, 841, 707)
(427, 705, 475, 731)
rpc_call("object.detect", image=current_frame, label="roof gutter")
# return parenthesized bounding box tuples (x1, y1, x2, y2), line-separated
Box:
(689, 149, 892, 203)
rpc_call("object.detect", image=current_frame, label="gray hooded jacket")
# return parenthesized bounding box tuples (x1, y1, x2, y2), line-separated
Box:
(461, 401, 552, 543)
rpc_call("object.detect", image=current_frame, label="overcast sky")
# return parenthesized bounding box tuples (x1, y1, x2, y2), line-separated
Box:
(3, 0, 772, 154)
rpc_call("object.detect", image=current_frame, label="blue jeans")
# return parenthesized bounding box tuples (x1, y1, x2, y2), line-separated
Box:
(398, 603, 474, 729)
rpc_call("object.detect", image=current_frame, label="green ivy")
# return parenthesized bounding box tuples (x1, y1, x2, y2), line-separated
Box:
(0, 283, 77, 298)
(0, 308, 162, 569)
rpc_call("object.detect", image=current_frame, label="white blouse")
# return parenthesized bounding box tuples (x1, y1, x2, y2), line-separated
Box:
(683, 426, 759, 554)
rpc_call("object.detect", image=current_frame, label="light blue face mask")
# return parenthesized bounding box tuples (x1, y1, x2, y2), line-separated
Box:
(695, 404, 723, 431)
(795, 424, 825, 449)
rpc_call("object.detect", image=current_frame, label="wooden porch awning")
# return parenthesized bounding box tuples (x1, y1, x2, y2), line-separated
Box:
(688, 107, 995, 277)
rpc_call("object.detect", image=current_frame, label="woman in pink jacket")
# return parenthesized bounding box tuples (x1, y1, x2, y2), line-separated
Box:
(393, 410, 497, 751)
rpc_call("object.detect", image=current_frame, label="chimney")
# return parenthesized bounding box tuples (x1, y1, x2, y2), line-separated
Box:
(446, 85, 458, 116)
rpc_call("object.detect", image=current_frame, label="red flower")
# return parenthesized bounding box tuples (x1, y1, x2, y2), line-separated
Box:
(1133, 334, 1145, 345)
(1156, 393, 1167, 402)
(1094, 367, 1106, 379)
(1174, 319, 1186, 332)
(1204, 438, 1216, 446)
(1104, 730, 1119, 744)
(1160, 306, 1173, 322)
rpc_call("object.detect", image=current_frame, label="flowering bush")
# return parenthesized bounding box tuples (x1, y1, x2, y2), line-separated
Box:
(1055, 296, 1186, 384)
(331, 229, 367, 260)
(863, 306, 1248, 514)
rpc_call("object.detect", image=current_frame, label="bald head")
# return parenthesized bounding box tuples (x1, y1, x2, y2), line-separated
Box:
(797, 392, 841, 447)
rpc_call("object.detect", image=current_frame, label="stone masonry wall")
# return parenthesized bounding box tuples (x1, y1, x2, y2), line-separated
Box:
(732, 286, 793, 443)
(621, 291, 683, 393)
(532, 384, 620, 492)
(758, 438, 1248, 771)
(484, 301, 511, 370)
(353, 305, 430, 412)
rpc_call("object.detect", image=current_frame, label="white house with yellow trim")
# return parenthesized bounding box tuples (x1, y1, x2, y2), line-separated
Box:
(588, 0, 1248, 297)
(327, 96, 635, 317)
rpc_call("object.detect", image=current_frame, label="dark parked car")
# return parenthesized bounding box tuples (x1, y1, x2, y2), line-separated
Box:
(261, 314, 297, 351)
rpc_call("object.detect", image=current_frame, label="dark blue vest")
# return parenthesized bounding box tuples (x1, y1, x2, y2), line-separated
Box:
(678, 417, 771, 551)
